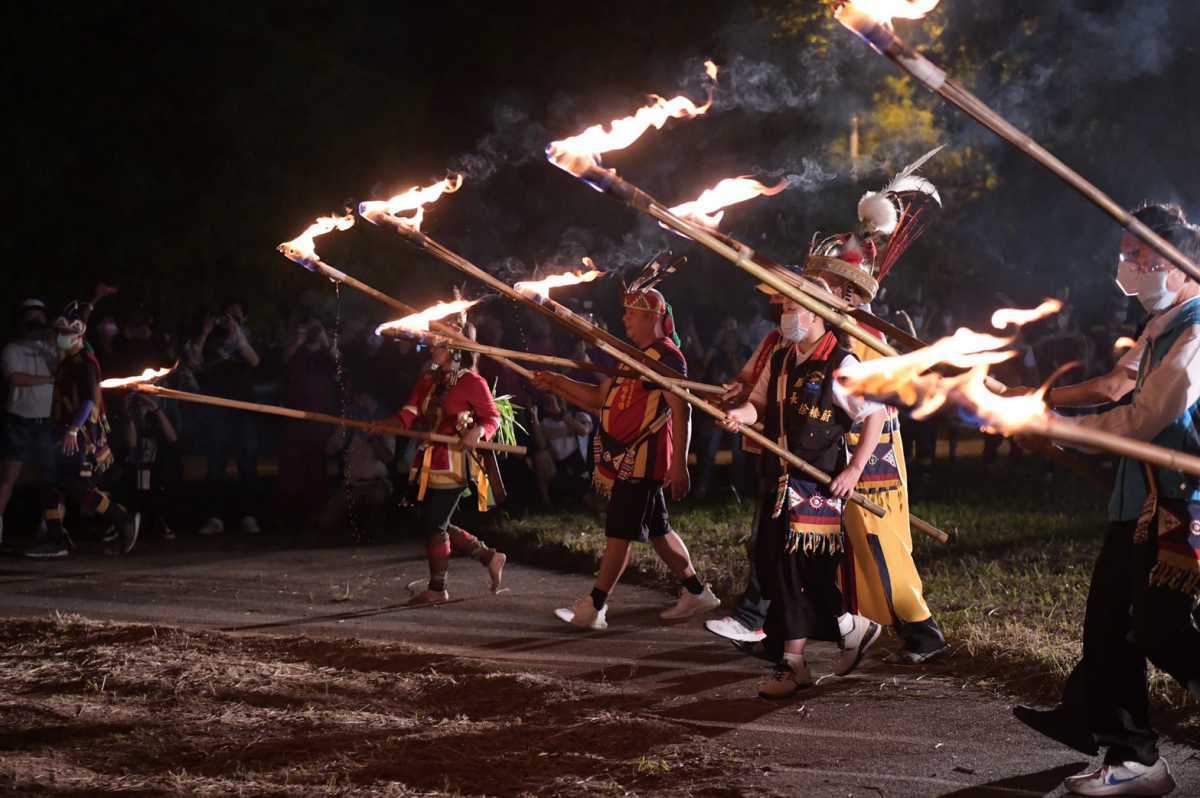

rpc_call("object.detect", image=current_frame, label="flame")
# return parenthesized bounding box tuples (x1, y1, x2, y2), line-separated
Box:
(546, 64, 716, 177)
(1114, 336, 1137, 352)
(667, 176, 789, 229)
(100, 367, 173, 389)
(358, 174, 464, 232)
(991, 298, 1063, 329)
(837, 302, 1066, 436)
(837, 0, 940, 26)
(375, 299, 479, 336)
(514, 264, 605, 299)
(277, 212, 355, 263)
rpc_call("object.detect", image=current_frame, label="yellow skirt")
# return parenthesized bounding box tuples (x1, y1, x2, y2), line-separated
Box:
(840, 426, 934, 626)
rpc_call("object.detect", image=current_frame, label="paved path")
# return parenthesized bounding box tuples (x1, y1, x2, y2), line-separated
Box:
(1, 540, 1195, 797)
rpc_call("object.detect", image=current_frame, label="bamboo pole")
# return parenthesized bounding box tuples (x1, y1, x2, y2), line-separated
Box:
(275, 247, 535, 380)
(833, 2, 1200, 284)
(363, 212, 687, 382)
(106, 384, 526, 455)
(382, 330, 727, 396)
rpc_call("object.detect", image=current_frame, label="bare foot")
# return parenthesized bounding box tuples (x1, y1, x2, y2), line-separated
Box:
(405, 589, 449, 607)
(487, 552, 506, 593)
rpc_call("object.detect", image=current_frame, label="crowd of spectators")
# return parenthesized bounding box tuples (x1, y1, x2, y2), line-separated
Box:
(0, 284, 1141, 551)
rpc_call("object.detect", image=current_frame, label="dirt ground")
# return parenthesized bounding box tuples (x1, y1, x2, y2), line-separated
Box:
(0, 617, 754, 796)
(1, 541, 1196, 796)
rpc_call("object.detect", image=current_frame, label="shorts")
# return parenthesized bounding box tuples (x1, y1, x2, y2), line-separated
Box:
(1, 413, 56, 471)
(604, 479, 671, 542)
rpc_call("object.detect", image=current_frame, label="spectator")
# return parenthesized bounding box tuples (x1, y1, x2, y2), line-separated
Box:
(276, 317, 339, 532)
(318, 387, 395, 539)
(118, 390, 178, 540)
(197, 300, 263, 536)
(89, 313, 120, 370)
(529, 394, 593, 504)
(0, 299, 58, 544)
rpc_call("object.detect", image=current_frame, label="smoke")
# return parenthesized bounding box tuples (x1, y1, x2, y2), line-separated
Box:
(448, 104, 549, 183)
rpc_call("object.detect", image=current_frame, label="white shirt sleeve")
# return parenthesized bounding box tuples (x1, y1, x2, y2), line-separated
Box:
(1068, 326, 1200, 445)
(832, 354, 886, 422)
(1115, 333, 1147, 375)
(0, 343, 18, 378)
(748, 358, 771, 414)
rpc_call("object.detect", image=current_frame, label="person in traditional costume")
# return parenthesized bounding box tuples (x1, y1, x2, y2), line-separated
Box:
(394, 318, 506, 605)
(707, 151, 948, 664)
(720, 272, 888, 697)
(1013, 203, 1200, 797)
(28, 300, 140, 558)
(533, 266, 719, 630)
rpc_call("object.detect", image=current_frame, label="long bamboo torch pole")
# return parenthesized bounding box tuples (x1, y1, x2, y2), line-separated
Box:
(275, 246, 535, 381)
(106, 384, 526, 456)
(381, 331, 726, 396)
(1038, 415, 1200, 478)
(568, 164, 912, 364)
(361, 212, 687, 382)
(833, 1, 1200, 284)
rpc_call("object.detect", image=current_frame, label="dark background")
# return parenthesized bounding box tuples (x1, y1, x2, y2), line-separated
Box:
(6, 0, 1198, 334)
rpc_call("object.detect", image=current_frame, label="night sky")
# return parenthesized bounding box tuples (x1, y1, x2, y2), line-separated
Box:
(8, 0, 1199, 334)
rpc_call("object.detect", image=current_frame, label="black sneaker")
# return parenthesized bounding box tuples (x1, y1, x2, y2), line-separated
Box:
(25, 541, 69, 559)
(1012, 704, 1098, 756)
(885, 643, 951, 665)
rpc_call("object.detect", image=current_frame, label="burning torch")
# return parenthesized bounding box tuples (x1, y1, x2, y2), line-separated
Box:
(358, 185, 692, 383)
(836, 300, 1200, 477)
(832, 0, 1200, 283)
(276, 205, 535, 381)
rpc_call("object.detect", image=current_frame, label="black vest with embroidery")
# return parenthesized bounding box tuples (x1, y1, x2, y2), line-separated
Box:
(761, 337, 854, 479)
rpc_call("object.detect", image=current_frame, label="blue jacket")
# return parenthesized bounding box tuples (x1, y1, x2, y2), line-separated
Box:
(1110, 297, 1200, 520)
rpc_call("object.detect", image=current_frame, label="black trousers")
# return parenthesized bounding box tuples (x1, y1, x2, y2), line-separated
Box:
(1061, 520, 1200, 765)
(755, 504, 843, 643)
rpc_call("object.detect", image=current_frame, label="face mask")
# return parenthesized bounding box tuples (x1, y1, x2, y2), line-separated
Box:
(1117, 265, 1178, 313)
(56, 334, 80, 351)
(780, 311, 810, 342)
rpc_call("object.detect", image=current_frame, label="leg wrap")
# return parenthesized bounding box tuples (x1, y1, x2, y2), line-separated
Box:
(448, 524, 494, 564)
(427, 532, 452, 560)
(427, 531, 451, 592)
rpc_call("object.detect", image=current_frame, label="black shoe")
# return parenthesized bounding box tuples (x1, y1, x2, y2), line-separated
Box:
(885, 643, 951, 665)
(1012, 704, 1098, 756)
(731, 639, 783, 664)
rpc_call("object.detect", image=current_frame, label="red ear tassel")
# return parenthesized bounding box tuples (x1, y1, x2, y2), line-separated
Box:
(875, 194, 936, 283)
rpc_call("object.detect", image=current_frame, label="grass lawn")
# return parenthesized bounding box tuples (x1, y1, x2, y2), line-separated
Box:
(487, 458, 1198, 743)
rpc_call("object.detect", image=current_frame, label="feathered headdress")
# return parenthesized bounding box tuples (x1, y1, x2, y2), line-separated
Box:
(855, 144, 944, 282)
(622, 251, 686, 345)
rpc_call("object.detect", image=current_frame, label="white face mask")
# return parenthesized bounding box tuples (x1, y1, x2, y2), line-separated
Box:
(1116, 264, 1178, 313)
(56, 334, 80, 351)
(780, 311, 810, 342)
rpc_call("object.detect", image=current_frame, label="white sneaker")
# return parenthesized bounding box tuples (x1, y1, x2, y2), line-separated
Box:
(757, 654, 813, 699)
(197, 518, 224, 536)
(705, 616, 767, 643)
(660, 585, 721, 620)
(837, 614, 882, 675)
(240, 516, 261, 535)
(555, 595, 608, 630)
(1064, 758, 1176, 796)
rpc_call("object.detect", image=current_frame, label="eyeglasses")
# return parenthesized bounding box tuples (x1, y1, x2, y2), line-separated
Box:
(1118, 250, 1167, 275)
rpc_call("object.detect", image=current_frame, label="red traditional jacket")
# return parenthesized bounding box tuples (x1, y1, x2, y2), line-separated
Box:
(594, 338, 686, 491)
(397, 369, 500, 492)
(738, 329, 783, 456)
